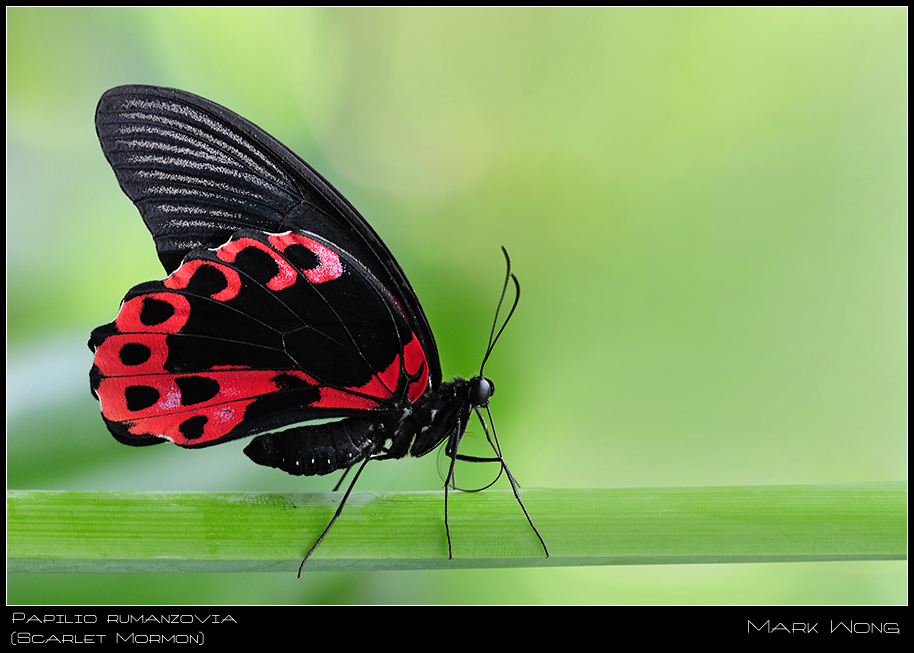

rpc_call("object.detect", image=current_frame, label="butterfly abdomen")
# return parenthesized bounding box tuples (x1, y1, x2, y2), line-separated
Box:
(243, 417, 391, 476)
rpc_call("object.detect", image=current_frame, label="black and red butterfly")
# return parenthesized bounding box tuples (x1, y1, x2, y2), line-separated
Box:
(88, 85, 547, 572)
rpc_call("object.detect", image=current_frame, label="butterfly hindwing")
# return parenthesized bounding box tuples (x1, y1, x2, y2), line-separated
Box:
(89, 229, 429, 449)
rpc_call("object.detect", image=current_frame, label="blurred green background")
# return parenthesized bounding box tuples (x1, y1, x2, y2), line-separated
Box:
(6, 7, 906, 604)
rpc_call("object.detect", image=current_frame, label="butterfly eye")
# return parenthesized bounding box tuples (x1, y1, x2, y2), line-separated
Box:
(471, 377, 495, 406)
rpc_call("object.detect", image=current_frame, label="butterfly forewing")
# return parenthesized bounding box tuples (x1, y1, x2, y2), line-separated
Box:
(95, 85, 440, 384)
(95, 87, 301, 272)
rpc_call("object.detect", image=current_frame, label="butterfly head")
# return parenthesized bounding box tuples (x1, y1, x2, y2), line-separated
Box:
(469, 376, 495, 408)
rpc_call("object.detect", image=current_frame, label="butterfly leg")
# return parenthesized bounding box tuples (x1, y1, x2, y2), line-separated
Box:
(443, 447, 460, 559)
(475, 405, 549, 558)
(331, 466, 352, 492)
(298, 455, 372, 577)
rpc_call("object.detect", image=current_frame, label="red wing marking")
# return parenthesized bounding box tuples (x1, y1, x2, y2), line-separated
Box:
(164, 259, 241, 301)
(269, 233, 343, 284)
(217, 236, 298, 291)
(115, 293, 189, 334)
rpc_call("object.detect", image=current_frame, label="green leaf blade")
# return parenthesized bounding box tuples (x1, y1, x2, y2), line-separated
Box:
(7, 482, 905, 573)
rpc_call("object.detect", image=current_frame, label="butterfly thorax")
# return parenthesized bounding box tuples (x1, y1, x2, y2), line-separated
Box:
(408, 376, 493, 458)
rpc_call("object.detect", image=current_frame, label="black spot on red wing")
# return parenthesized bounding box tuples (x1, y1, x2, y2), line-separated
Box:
(243, 372, 324, 415)
(175, 375, 220, 406)
(272, 372, 317, 392)
(179, 415, 208, 441)
(184, 263, 230, 297)
(140, 297, 176, 326)
(125, 385, 160, 412)
(283, 243, 320, 272)
(233, 243, 281, 285)
(119, 342, 151, 366)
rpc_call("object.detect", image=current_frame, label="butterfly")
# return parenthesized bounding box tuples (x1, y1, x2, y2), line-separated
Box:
(88, 85, 548, 573)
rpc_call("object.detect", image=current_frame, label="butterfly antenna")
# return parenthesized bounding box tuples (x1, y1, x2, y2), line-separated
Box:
(298, 455, 371, 577)
(479, 247, 521, 376)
